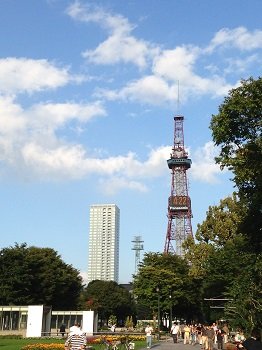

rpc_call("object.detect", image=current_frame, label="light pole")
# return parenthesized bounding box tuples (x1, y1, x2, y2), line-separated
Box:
(156, 287, 160, 340)
(169, 293, 173, 331)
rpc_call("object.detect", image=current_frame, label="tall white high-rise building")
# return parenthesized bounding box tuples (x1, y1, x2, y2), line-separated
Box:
(87, 204, 120, 284)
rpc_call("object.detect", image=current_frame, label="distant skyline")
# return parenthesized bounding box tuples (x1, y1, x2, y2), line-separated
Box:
(0, 0, 261, 283)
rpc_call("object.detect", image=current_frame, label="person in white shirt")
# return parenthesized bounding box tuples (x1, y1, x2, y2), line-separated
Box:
(171, 322, 180, 343)
(145, 324, 154, 349)
(69, 323, 82, 335)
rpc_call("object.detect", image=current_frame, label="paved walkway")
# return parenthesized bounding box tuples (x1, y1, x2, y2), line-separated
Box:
(143, 337, 203, 350)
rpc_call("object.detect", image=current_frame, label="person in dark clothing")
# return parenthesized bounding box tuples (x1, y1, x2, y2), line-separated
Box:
(217, 329, 224, 350)
(60, 324, 66, 337)
(242, 329, 262, 350)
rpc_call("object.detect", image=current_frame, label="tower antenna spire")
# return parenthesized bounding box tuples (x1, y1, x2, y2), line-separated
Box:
(177, 80, 180, 115)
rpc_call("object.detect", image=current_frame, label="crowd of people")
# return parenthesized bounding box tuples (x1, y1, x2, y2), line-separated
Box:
(170, 322, 230, 349)
(170, 322, 262, 350)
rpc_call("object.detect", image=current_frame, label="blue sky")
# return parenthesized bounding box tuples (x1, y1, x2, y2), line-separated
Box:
(0, 0, 261, 284)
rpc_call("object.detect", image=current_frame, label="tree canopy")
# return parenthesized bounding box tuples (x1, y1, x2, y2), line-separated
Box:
(182, 78, 262, 331)
(210, 77, 262, 252)
(133, 252, 202, 324)
(0, 243, 83, 310)
(81, 280, 135, 326)
(184, 193, 262, 331)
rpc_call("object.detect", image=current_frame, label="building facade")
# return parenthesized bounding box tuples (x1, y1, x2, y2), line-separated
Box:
(87, 204, 120, 284)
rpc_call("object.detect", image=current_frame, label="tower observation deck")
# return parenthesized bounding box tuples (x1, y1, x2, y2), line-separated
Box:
(164, 115, 193, 255)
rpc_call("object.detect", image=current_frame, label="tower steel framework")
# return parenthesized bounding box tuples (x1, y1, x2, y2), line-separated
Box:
(164, 115, 193, 255)
(132, 236, 144, 275)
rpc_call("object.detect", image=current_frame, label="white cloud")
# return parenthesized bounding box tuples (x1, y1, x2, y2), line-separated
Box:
(100, 176, 148, 195)
(83, 33, 155, 68)
(28, 101, 106, 130)
(0, 96, 26, 134)
(79, 271, 88, 286)
(224, 55, 260, 74)
(207, 27, 262, 52)
(67, 1, 132, 34)
(98, 75, 174, 105)
(67, 1, 158, 68)
(0, 58, 71, 94)
(152, 46, 199, 81)
(94, 41, 238, 105)
(190, 141, 223, 183)
(20, 144, 168, 181)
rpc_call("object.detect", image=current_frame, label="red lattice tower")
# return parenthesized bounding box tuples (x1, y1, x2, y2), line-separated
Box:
(164, 115, 193, 255)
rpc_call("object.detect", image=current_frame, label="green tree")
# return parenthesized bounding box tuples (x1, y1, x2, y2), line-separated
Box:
(210, 77, 262, 252)
(184, 194, 245, 281)
(224, 253, 262, 333)
(0, 243, 83, 309)
(184, 195, 262, 329)
(81, 280, 135, 326)
(208, 77, 262, 330)
(133, 252, 202, 323)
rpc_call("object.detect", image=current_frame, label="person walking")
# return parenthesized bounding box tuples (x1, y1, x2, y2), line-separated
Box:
(145, 324, 154, 349)
(201, 325, 208, 350)
(64, 332, 86, 350)
(171, 322, 180, 343)
(206, 325, 215, 350)
(241, 329, 262, 350)
(217, 329, 224, 350)
(60, 324, 66, 338)
(184, 324, 191, 345)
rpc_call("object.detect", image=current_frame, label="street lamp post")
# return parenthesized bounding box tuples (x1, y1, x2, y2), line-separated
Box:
(156, 287, 160, 340)
(169, 293, 173, 331)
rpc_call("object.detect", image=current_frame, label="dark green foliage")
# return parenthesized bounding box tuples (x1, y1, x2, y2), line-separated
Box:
(133, 252, 202, 323)
(187, 77, 262, 331)
(0, 243, 83, 309)
(81, 280, 136, 325)
(210, 77, 262, 252)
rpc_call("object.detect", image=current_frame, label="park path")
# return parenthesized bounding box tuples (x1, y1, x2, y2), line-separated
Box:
(142, 337, 203, 350)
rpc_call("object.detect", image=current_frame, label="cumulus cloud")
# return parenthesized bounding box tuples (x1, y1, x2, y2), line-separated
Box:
(0, 58, 71, 95)
(28, 101, 106, 131)
(100, 176, 148, 195)
(190, 141, 223, 183)
(67, 1, 158, 68)
(96, 75, 175, 105)
(207, 27, 262, 52)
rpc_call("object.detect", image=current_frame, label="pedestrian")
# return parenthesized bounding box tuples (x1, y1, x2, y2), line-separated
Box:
(171, 322, 180, 343)
(201, 325, 208, 350)
(64, 332, 86, 350)
(206, 325, 215, 350)
(222, 324, 229, 344)
(241, 329, 262, 350)
(184, 324, 191, 344)
(217, 329, 224, 350)
(145, 324, 154, 349)
(110, 324, 116, 332)
(196, 324, 202, 345)
(60, 323, 66, 338)
(69, 322, 82, 335)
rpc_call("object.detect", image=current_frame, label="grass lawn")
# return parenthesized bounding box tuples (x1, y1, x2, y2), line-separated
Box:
(0, 338, 148, 350)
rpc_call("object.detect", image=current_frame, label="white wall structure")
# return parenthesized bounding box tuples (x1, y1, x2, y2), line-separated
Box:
(0, 305, 96, 336)
(87, 204, 120, 283)
(26, 305, 51, 337)
(82, 311, 95, 335)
